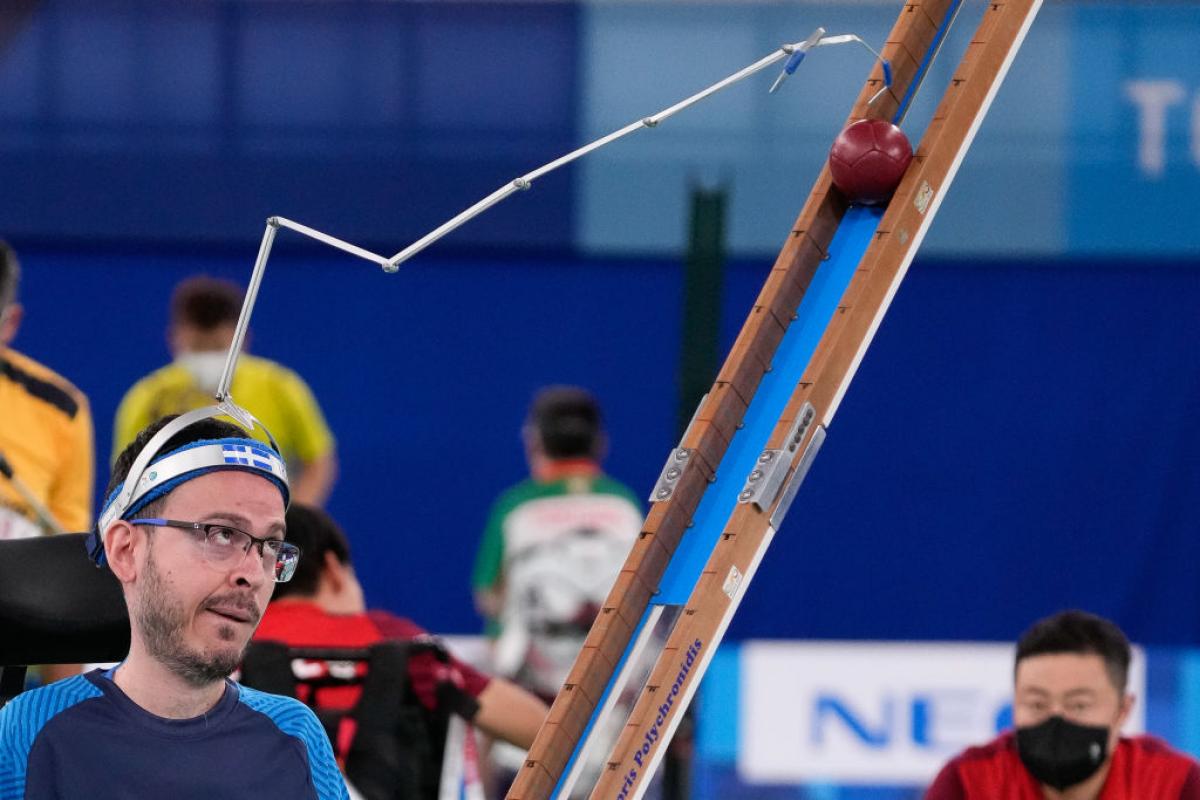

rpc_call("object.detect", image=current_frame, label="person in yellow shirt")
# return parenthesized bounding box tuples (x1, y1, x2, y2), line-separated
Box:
(0, 240, 94, 539)
(1, 240, 94, 683)
(113, 275, 338, 506)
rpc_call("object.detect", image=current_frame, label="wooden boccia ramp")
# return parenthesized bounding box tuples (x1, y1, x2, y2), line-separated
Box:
(506, 2, 1043, 798)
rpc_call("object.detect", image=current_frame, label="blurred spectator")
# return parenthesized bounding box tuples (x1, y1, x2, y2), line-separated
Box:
(252, 503, 547, 799)
(926, 610, 1200, 799)
(471, 386, 642, 792)
(113, 275, 337, 505)
(0, 240, 94, 537)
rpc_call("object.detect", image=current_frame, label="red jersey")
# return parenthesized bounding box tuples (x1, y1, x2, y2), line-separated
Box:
(926, 731, 1200, 800)
(253, 601, 491, 713)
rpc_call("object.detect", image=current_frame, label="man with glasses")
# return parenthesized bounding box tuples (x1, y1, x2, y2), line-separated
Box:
(0, 414, 349, 800)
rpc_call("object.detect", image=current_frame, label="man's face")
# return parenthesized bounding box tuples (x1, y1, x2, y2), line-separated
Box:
(1014, 652, 1132, 754)
(131, 471, 284, 686)
(169, 321, 236, 356)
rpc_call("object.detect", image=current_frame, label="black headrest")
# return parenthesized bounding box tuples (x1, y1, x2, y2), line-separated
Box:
(0, 534, 130, 665)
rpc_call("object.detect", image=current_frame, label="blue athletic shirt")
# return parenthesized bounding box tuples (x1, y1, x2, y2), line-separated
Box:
(0, 668, 349, 800)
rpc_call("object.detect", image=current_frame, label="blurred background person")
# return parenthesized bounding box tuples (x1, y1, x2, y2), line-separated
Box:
(113, 275, 337, 506)
(252, 503, 547, 800)
(0, 240, 94, 682)
(925, 610, 1200, 800)
(472, 386, 643, 793)
(0, 240, 93, 540)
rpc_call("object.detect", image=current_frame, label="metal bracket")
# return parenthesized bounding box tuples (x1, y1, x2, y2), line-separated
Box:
(649, 448, 692, 503)
(649, 392, 709, 504)
(769, 425, 826, 529)
(782, 402, 817, 456)
(736, 448, 786, 508)
(737, 402, 817, 510)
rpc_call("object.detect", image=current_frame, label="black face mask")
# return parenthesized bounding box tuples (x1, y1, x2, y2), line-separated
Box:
(1016, 715, 1110, 791)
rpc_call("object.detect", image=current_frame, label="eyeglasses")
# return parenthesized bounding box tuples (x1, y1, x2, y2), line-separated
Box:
(129, 518, 301, 583)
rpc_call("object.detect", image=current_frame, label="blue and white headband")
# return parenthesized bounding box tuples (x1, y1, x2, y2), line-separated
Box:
(89, 404, 290, 565)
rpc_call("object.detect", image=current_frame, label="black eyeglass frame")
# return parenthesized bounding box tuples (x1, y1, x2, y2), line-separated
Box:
(128, 517, 301, 583)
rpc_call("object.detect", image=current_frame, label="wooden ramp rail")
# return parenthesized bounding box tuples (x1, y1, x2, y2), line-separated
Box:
(507, 2, 1043, 798)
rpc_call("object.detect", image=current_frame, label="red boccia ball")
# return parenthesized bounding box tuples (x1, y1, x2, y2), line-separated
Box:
(828, 118, 913, 205)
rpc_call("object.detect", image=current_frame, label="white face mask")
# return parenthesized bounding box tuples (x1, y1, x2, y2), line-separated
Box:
(174, 351, 229, 394)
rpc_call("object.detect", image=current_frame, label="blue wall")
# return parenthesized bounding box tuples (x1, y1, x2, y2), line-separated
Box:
(13, 246, 1200, 643)
(3, 2, 1200, 257)
(0, 1, 579, 252)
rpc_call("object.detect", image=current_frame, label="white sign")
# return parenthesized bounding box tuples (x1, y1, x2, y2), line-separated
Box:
(1124, 79, 1200, 178)
(738, 641, 1145, 786)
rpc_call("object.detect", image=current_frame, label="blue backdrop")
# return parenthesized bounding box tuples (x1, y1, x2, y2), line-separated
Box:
(4, 2, 1200, 256)
(13, 246, 1200, 644)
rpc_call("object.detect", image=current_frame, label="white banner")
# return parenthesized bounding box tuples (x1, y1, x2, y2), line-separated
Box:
(738, 641, 1145, 785)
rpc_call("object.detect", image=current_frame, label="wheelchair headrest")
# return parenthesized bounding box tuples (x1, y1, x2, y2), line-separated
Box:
(0, 534, 129, 665)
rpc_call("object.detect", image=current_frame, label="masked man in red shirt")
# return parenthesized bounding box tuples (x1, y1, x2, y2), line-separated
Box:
(926, 610, 1200, 800)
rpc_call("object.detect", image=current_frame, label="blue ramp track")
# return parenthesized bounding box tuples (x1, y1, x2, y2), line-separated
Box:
(550, 4, 968, 793)
(550, 205, 884, 798)
(658, 205, 884, 603)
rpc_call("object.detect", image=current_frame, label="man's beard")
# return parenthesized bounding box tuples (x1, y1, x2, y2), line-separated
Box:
(137, 548, 259, 688)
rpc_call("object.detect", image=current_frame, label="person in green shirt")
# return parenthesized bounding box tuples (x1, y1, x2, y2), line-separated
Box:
(472, 385, 642, 699)
(472, 386, 642, 794)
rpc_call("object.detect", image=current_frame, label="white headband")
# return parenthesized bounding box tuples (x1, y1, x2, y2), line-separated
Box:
(91, 402, 289, 564)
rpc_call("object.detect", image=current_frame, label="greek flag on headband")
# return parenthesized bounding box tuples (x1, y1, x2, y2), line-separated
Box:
(92, 403, 292, 565)
(223, 443, 284, 473)
(97, 437, 290, 540)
